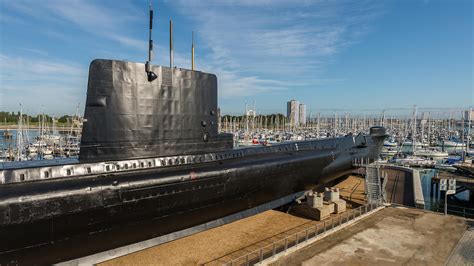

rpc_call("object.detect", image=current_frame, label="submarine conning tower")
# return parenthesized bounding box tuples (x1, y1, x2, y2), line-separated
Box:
(79, 59, 233, 162)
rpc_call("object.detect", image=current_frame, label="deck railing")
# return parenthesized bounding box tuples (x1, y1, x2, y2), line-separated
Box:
(223, 202, 382, 266)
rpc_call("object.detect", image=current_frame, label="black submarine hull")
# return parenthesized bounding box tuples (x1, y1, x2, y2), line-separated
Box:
(0, 131, 385, 264)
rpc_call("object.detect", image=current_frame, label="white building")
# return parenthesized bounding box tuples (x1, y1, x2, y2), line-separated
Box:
(465, 109, 474, 121)
(246, 109, 257, 117)
(287, 100, 299, 126)
(299, 103, 306, 126)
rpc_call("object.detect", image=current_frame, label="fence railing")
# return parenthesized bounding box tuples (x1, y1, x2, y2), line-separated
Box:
(223, 202, 382, 266)
(424, 200, 474, 218)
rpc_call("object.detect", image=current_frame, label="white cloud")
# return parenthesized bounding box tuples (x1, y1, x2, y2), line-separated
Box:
(0, 54, 86, 114)
(19, 48, 49, 57)
(2, 0, 145, 51)
(0, 54, 84, 80)
(106, 33, 148, 51)
(169, 0, 385, 98)
(218, 71, 288, 97)
(0, 0, 388, 114)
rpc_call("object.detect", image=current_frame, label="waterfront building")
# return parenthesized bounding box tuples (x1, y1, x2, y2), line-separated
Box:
(465, 109, 473, 121)
(287, 100, 299, 127)
(246, 109, 256, 117)
(299, 103, 306, 126)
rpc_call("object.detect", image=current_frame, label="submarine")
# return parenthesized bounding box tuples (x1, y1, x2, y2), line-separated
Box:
(0, 6, 387, 264)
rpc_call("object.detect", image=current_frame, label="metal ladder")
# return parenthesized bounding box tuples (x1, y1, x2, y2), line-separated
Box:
(365, 164, 382, 204)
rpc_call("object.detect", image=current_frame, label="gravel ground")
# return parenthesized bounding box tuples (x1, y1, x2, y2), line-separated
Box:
(100, 175, 367, 265)
(100, 210, 311, 266)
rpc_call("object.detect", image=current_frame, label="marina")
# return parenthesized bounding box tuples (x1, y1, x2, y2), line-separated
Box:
(0, 112, 82, 161)
(1, 106, 472, 162)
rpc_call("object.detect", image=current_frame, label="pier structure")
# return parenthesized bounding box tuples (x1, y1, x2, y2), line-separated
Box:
(430, 171, 474, 210)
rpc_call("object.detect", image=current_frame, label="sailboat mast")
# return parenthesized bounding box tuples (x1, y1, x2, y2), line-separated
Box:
(317, 112, 320, 138)
(412, 105, 417, 155)
(468, 108, 472, 153)
(427, 112, 431, 146)
(17, 103, 23, 161)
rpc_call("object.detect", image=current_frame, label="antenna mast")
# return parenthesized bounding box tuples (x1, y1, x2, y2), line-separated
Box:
(192, 31, 195, 70)
(170, 19, 173, 68)
(145, 1, 157, 81)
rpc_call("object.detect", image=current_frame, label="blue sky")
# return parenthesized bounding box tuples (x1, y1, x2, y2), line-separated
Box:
(0, 0, 472, 116)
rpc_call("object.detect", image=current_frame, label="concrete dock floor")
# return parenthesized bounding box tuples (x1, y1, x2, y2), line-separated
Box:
(274, 207, 472, 266)
(446, 225, 474, 265)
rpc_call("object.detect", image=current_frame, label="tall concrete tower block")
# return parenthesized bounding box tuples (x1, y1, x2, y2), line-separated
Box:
(299, 103, 306, 126)
(287, 100, 300, 127)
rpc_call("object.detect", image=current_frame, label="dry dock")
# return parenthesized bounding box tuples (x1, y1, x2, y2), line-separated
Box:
(97, 176, 472, 266)
(100, 210, 312, 265)
(99, 176, 365, 265)
(383, 167, 415, 206)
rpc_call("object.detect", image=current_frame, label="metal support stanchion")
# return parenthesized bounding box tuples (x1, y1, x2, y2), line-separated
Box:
(444, 192, 448, 215)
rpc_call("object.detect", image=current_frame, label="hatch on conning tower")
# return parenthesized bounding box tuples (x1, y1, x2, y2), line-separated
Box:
(79, 60, 233, 162)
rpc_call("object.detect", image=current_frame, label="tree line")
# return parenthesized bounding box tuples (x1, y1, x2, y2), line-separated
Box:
(221, 113, 287, 121)
(0, 111, 73, 124)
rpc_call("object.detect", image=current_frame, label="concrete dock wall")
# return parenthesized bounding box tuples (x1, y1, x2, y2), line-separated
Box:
(380, 164, 425, 209)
